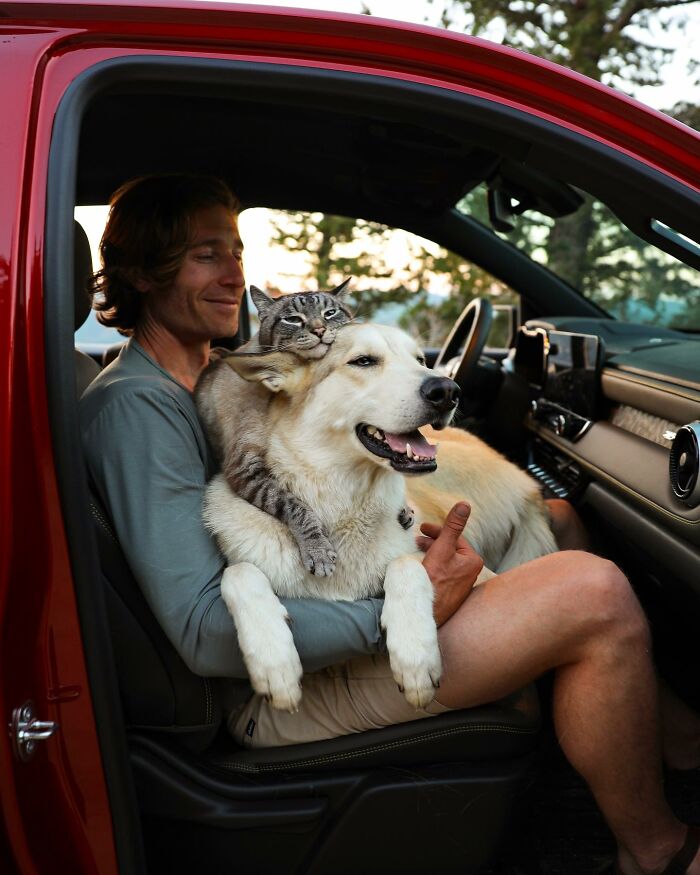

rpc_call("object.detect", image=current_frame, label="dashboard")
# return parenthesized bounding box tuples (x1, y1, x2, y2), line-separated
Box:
(511, 319, 700, 596)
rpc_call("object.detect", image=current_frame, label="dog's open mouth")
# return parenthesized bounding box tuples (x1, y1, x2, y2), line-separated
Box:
(356, 424, 437, 473)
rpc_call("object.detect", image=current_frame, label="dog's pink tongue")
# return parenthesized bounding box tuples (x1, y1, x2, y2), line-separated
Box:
(384, 429, 437, 459)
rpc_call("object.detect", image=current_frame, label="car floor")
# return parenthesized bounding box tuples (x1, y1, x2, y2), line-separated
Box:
(493, 727, 700, 875)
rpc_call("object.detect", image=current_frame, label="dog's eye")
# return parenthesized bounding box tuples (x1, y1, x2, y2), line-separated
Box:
(323, 308, 338, 320)
(348, 355, 379, 367)
(416, 356, 426, 366)
(282, 315, 305, 326)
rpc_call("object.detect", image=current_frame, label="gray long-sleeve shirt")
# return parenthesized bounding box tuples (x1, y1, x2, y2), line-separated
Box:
(79, 339, 384, 690)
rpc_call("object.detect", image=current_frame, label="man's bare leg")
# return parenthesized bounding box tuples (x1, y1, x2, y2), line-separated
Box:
(660, 683, 700, 771)
(546, 497, 591, 551)
(433, 551, 698, 875)
(545, 498, 700, 773)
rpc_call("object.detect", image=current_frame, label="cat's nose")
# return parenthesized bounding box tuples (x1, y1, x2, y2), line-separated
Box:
(311, 324, 326, 337)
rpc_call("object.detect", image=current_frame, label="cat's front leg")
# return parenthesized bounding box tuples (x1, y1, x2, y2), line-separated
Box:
(381, 555, 441, 709)
(221, 562, 303, 712)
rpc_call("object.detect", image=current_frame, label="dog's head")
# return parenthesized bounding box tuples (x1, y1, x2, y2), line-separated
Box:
(224, 323, 460, 474)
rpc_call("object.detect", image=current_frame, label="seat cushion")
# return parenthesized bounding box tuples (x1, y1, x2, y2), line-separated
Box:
(204, 685, 540, 774)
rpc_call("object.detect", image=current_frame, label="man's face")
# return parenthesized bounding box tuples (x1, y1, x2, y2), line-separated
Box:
(143, 204, 245, 344)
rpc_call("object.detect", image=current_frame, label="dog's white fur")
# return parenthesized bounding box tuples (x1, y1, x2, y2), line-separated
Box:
(203, 323, 556, 712)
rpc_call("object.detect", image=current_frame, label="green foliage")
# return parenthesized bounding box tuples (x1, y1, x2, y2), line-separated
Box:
(268, 207, 518, 346)
(427, 0, 700, 328)
(429, 0, 699, 88)
(266, 0, 700, 339)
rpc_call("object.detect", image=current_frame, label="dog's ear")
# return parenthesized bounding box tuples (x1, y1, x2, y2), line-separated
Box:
(222, 350, 301, 393)
(330, 278, 351, 298)
(249, 285, 275, 317)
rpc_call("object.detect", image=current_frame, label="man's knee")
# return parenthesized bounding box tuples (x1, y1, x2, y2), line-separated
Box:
(557, 551, 648, 641)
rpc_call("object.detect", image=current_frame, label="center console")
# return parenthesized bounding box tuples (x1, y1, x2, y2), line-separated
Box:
(513, 326, 605, 497)
(514, 326, 603, 439)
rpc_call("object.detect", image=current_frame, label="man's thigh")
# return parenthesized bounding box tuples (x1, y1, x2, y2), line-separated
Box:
(435, 550, 624, 710)
(229, 654, 450, 749)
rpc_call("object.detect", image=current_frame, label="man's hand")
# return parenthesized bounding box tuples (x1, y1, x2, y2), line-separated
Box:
(417, 502, 484, 627)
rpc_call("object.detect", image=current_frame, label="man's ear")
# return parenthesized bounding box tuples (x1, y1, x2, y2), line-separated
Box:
(223, 350, 301, 393)
(330, 278, 352, 297)
(249, 285, 275, 317)
(132, 274, 151, 293)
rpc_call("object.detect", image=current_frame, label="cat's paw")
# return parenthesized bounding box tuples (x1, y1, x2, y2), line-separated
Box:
(398, 505, 415, 530)
(248, 647, 304, 713)
(300, 537, 337, 577)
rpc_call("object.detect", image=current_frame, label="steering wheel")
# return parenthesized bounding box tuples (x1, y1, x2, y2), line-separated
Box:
(432, 297, 494, 398)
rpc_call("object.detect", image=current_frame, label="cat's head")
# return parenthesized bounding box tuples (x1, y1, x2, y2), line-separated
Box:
(250, 279, 353, 360)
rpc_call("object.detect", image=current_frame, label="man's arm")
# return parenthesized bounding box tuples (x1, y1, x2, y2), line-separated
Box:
(81, 384, 384, 677)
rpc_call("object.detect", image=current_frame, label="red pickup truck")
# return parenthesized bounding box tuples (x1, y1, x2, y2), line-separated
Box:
(1, 3, 699, 874)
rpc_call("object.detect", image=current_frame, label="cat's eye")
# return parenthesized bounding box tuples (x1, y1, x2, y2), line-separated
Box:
(348, 355, 379, 367)
(323, 308, 339, 319)
(281, 315, 305, 326)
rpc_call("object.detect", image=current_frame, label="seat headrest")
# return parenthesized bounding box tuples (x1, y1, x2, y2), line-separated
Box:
(74, 220, 94, 331)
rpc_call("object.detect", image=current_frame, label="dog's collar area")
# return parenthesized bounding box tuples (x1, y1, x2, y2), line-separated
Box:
(355, 424, 438, 473)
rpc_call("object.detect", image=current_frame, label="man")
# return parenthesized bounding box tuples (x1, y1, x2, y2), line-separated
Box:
(80, 173, 699, 875)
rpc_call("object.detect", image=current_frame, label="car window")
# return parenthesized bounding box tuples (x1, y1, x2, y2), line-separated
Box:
(239, 208, 518, 349)
(73, 206, 123, 347)
(456, 185, 700, 332)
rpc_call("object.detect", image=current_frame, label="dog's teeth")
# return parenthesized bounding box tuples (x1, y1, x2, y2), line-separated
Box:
(367, 426, 377, 437)
(405, 443, 412, 458)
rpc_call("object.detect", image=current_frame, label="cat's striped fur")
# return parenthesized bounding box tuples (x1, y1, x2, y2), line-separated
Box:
(195, 282, 354, 576)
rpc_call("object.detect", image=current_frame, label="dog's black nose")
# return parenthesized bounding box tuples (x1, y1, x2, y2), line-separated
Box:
(420, 376, 460, 411)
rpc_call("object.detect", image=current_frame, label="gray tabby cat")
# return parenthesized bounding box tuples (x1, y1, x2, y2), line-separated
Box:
(195, 281, 353, 577)
(196, 281, 414, 577)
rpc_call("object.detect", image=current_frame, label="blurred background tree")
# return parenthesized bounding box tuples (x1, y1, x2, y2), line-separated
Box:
(262, 0, 700, 343)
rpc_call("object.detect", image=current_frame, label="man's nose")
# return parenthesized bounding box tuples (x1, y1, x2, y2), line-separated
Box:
(420, 376, 460, 412)
(222, 254, 245, 286)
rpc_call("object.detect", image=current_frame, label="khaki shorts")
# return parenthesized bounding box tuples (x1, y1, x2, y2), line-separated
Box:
(228, 654, 451, 749)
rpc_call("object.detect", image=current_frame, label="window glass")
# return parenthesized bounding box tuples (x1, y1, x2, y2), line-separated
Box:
(456, 186, 700, 331)
(239, 208, 518, 348)
(73, 206, 123, 347)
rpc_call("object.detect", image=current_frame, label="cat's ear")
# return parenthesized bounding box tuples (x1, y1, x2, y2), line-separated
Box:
(330, 278, 352, 298)
(249, 285, 275, 317)
(223, 350, 301, 393)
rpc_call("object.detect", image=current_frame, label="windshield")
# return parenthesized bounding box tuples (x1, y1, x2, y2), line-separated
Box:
(456, 186, 700, 331)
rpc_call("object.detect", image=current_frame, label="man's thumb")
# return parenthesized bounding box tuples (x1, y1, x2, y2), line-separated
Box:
(440, 502, 471, 541)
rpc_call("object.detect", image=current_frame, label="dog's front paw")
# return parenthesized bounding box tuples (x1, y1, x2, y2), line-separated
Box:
(398, 505, 415, 530)
(248, 644, 304, 713)
(387, 633, 442, 709)
(299, 535, 337, 577)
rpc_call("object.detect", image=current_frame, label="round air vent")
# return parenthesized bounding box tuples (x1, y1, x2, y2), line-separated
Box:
(669, 421, 700, 507)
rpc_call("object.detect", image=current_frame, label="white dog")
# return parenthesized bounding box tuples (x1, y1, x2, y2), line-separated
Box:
(203, 323, 556, 713)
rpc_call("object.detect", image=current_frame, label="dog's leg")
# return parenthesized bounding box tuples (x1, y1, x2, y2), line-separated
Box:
(381, 555, 442, 709)
(496, 493, 558, 572)
(220, 562, 303, 713)
(398, 505, 415, 530)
